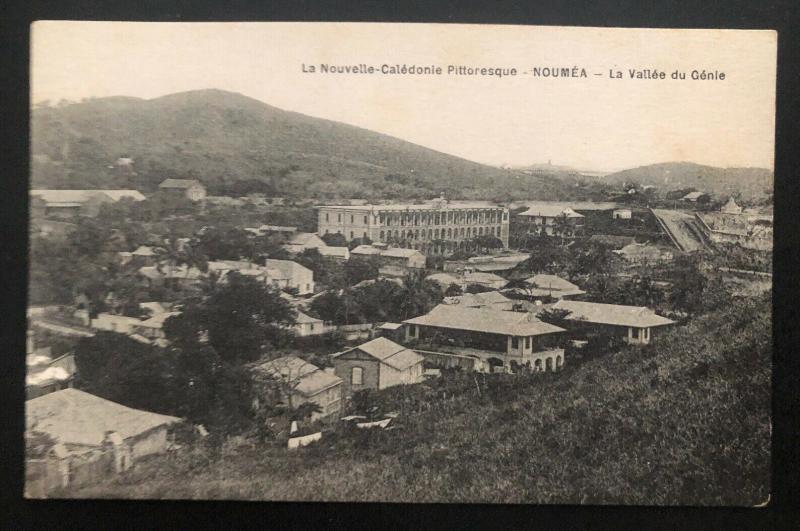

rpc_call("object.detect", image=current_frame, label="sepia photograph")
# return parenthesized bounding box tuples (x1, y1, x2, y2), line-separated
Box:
(24, 22, 775, 505)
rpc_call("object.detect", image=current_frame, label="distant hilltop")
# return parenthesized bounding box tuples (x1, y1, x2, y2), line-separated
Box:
(30, 89, 770, 203)
(600, 162, 773, 201)
(30, 89, 572, 203)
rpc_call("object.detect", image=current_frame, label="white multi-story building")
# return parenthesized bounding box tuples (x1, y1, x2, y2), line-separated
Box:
(316, 196, 509, 255)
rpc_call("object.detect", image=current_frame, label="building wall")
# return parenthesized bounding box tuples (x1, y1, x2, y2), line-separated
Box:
(333, 357, 380, 397)
(25, 458, 68, 498)
(317, 205, 511, 252)
(45, 205, 81, 220)
(68, 447, 117, 488)
(294, 320, 326, 336)
(417, 350, 486, 371)
(290, 267, 315, 294)
(292, 384, 342, 421)
(128, 426, 170, 461)
(186, 185, 207, 201)
(318, 208, 374, 241)
(522, 215, 586, 237)
(378, 361, 424, 389)
(527, 349, 565, 372)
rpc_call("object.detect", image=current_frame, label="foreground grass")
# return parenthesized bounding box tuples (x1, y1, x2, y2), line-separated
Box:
(67, 294, 770, 505)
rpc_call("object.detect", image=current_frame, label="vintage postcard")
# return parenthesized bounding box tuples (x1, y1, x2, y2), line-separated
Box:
(26, 22, 774, 505)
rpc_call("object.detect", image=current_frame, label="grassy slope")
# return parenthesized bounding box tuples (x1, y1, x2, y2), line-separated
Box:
(67, 294, 770, 505)
(31, 89, 570, 201)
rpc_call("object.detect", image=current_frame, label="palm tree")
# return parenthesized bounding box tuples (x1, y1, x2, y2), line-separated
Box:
(398, 272, 443, 319)
(156, 231, 209, 289)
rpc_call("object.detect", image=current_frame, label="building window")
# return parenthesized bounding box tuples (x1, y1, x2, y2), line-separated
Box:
(350, 231, 354, 239)
(350, 215, 354, 223)
(380, 230, 385, 240)
(525, 337, 531, 349)
(325, 213, 329, 222)
(364, 215, 368, 224)
(337, 214, 342, 222)
(351, 367, 363, 385)
(511, 336, 519, 349)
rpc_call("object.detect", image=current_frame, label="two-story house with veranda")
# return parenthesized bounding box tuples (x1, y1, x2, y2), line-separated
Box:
(316, 196, 510, 255)
(403, 304, 566, 372)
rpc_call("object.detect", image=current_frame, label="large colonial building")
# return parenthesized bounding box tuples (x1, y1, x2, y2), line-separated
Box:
(316, 196, 510, 254)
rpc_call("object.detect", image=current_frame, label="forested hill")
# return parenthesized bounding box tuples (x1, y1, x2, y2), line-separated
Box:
(30, 89, 572, 202)
(602, 162, 773, 201)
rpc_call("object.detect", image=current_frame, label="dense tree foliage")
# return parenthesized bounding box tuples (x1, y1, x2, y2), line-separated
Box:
(164, 273, 297, 362)
(321, 232, 348, 247)
(73, 332, 175, 414)
(343, 258, 380, 286)
(308, 274, 444, 325)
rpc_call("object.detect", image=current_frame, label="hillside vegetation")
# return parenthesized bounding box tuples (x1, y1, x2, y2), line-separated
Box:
(65, 293, 770, 505)
(602, 162, 773, 202)
(31, 89, 573, 202)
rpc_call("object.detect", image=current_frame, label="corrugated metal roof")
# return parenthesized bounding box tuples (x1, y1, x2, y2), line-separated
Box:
(26, 389, 181, 449)
(317, 246, 349, 258)
(404, 304, 565, 336)
(295, 311, 322, 324)
(518, 205, 585, 218)
(464, 272, 507, 286)
(256, 356, 341, 397)
(380, 248, 423, 258)
(101, 190, 146, 201)
(448, 291, 512, 308)
(30, 189, 145, 204)
(257, 356, 318, 379)
(264, 259, 311, 279)
(426, 273, 460, 286)
(552, 300, 675, 328)
(287, 232, 325, 246)
(525, 274, 581, 292)
(351, 245, 383, 255)
(333, 337, 424, 370)
(294, 370, 342, 396)
(315, 201, 506, 211)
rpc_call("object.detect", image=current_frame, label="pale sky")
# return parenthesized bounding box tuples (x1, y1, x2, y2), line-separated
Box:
(31, 22, 776, 172)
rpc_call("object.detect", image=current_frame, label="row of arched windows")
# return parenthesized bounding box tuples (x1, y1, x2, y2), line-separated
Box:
(380, 209, 505, 227)
(532, 355, 563, 371)
(378, 225, 501, 242)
